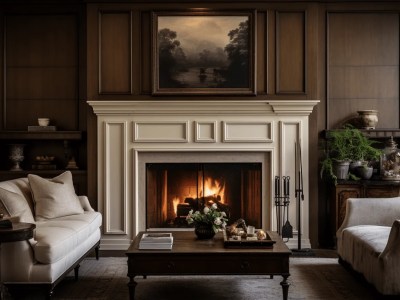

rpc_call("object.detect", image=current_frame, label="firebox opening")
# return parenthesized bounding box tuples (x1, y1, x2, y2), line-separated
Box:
(146, 163, 262, 229)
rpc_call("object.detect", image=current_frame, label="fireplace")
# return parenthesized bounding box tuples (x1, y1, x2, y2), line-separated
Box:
(146, 162, 262, 229)
(88, 100, 319, 250)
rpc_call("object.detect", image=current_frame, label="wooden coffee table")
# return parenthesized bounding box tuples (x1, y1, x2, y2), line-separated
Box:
(126, 231, 291, 300)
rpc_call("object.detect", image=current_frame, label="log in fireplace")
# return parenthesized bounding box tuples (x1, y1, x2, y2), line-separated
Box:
(146, 163, 262, 229)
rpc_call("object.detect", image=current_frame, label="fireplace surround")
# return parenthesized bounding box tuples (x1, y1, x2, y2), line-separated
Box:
(88, 100, 318, 250)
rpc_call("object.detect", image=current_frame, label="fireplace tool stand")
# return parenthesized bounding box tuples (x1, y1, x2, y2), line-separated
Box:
(291, 141, 314, 256)
(274, 176, 293, 240)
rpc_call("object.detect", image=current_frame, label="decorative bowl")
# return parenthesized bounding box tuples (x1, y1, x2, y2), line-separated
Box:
(38, 118, 50, 126)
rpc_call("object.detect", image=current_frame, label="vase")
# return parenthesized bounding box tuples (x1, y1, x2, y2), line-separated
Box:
(357, 110, 378, 130)
(334, 160, 350, 180)
(8, 144, 25, 171)
(194, 223, 216, 239)
(356, 166, 373, 180)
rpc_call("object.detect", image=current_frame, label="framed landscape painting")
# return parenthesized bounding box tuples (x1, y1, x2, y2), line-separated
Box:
(152, 11, 256, 95)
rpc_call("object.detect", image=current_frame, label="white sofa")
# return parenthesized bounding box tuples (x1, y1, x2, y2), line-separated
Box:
(336, 197, 400, 296)
(0, 171, 102, 298)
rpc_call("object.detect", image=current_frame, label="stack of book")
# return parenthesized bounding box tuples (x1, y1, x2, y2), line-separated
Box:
(139, 232, 173, 250)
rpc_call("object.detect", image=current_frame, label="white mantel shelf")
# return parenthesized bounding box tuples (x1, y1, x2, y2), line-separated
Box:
(88, 99, 319, 250)
(88, 100, 320, 116)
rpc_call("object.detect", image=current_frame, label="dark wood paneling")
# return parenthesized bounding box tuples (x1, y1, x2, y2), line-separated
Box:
(4, 13, 79, 130)
(99, 11, 132, 94)
(5, 99, 78, 130)
(327, 12, 399, 129)
(275, 11, 306, 94)
(141, 11, 151, 94)
(256, 11, 266, 94)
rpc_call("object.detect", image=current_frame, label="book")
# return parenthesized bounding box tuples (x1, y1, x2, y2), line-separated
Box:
(139, 242, 173, 250)
(140, 233, 173, 244)
(28, 126, 57, 131)
(139, 232, 173, 250)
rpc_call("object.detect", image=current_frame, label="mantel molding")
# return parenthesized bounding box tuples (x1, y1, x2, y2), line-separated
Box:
(88, 100, 319, 116)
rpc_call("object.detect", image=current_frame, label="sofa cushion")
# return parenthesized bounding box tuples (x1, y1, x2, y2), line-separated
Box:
(0, 187, 35, 223)
(28, 171, 84, 221)
(342, 225, 390, 256)
(33, 211, 102, 264)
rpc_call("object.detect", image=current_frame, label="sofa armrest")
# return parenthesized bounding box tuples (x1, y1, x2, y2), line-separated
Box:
(380, 219, 400, 260)
(78, 195, 95, 212)
(337, 197, 400, 238)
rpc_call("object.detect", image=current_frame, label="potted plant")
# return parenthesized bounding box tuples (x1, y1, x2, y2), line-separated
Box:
(321, 125, 381, 184)
(186, 203, 228, 239)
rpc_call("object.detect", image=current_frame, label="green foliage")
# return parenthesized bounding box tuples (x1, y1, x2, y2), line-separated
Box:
(321, 125, 382, 183)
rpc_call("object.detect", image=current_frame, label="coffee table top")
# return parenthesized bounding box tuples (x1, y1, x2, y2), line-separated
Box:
(127, 230, 291, 255)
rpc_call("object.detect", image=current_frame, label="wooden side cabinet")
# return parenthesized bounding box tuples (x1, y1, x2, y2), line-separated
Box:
(333, 180, 400, 235)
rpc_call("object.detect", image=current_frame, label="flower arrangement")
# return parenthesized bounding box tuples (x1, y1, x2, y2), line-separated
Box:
(186, 203, 228, 233)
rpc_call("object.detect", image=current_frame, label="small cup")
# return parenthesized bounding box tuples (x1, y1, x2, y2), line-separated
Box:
(247, 225, 255, 235)
(38, 118, 50, 126)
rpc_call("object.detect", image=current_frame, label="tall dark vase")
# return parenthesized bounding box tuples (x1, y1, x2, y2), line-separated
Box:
(194, 223, 216, 239)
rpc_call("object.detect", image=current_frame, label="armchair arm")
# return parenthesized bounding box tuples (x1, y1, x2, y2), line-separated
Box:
(379, 219, 400, 260)
(337, 197, 400, 237)
(78, 195, 95, 212)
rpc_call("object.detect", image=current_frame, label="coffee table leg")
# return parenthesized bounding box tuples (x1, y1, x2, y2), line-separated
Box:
(127, 275, 137, 300)
(280, 275, 290, 300)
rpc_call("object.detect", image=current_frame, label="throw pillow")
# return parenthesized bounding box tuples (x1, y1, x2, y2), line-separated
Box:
(28, 171, 84, 221)
(0, 187, 35, 223)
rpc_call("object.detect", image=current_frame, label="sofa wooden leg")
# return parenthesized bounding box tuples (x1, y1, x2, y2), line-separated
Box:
(95, 244, 100, 260)
(74, 264, 80, 281)
(46, 286, 54, 300)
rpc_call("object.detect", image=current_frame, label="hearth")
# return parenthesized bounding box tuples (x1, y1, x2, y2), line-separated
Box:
(146, 162, 262, 229)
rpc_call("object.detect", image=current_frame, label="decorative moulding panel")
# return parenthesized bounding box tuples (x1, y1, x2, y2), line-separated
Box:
(222, 121, 273, 143)
(104, 121, 128, 235)
(133, 121, 188, 143)
(195, 121, 216, 143)
(98, 11, 133, 95)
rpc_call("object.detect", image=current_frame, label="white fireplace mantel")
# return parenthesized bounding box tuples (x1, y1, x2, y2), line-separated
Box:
(89, 100, 319, 116)
(88, 100, 319, 250)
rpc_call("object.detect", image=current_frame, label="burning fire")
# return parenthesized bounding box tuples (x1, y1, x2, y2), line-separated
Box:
(171, 177, 226, 217)
(202, 177, 225, 203)
(172, 197, 181, 216)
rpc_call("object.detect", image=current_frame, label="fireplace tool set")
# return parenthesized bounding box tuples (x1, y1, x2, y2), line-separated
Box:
(275, 141, 313, 255)
(274, 175, 293, 239)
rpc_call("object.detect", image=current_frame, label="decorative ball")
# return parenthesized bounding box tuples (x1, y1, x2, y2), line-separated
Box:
(257, 230, 267, 240)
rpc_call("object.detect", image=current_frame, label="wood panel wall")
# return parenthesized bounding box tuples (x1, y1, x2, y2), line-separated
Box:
(1, 1, 400, 247)
(4, 13, 79, 130)
(327, 12, 399, 129)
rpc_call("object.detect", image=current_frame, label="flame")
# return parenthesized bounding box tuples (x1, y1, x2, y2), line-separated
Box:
(171, 177, 226, 217)
(173, 197, 181, 216)
(202, 177, 225, 203)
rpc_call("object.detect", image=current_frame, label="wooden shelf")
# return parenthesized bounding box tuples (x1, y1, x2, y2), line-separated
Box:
(0, 170, 87, 176)
(0, 131, 83, 140)
(323, 129, 400, 140)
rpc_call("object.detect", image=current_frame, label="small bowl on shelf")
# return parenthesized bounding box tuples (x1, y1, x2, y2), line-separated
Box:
(38, 118, 50, 126)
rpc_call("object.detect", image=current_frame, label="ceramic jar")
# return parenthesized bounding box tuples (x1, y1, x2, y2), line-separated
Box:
(357, 110, 378, 130)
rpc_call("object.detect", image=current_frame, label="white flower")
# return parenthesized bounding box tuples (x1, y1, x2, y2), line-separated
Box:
(214, 217, 222, 226)
(203, 207, 210, 214)
(221, 211, 227, 217)
(211, 203, 218, 210)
